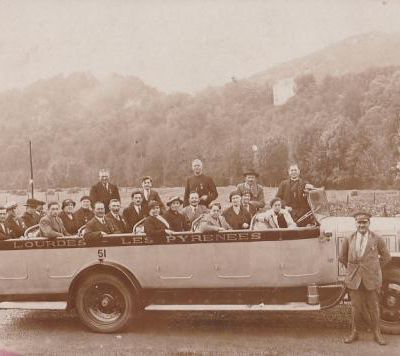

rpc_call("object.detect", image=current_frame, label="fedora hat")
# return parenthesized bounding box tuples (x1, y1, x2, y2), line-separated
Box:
(243, 169, 259, 177)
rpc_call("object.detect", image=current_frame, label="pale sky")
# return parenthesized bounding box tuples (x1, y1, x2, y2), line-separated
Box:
(0, 0, 400, 93)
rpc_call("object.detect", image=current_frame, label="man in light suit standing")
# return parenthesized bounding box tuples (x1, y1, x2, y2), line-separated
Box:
(339, 211, 391, 345)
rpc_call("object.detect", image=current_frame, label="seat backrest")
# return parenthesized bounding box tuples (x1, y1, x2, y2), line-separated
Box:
(24, 224, 40, 238)
(77, 224, 86, 238)
(191, 215, 204, 232)
(133, 218, 146, 234)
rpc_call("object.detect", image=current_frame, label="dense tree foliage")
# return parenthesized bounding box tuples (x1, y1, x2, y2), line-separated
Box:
(0, 67, 399, 190)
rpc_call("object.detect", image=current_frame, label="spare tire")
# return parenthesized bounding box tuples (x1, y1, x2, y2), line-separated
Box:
(380, 267, 400, 334)
(75, 272, 134, 333)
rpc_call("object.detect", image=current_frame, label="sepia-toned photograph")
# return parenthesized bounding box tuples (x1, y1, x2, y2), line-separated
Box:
(1, 0, 400, 354)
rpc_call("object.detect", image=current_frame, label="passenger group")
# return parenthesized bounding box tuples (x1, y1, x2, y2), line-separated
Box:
(0, 159, 314, 241)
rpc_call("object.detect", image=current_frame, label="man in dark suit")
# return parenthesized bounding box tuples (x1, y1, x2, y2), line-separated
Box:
(89, 169, 120, 213)
(74, 196, 95, 228)
(0, 206, 10, 240)
(21, 198, 42, 228)
(339, 212, 391, 345)
(83, 202, 112, 242)
(5, 202, 26, 238)
(140, 176, 164, 215)
(184, 159, 218, 207)
(105, 199, 128, 234)
(276, 163, 314, 225)
(123, 189, 146, 232)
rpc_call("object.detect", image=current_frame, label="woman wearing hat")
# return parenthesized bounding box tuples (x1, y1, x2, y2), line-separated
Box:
(222, 190, 251, 230)
(59, 199, 79, 235)
(143, 200, 174, 242)
(198, 202, 231, 233)
(163, 196, 189, 232)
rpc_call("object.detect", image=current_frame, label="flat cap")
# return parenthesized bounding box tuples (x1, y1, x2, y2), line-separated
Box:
(353, 211, 372, 222)
(148, 200, 160, 210)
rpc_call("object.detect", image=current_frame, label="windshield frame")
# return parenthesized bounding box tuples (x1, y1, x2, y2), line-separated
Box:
(307, 188, 331, 223)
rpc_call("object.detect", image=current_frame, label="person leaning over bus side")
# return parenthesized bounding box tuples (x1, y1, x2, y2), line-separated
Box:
(39, 202, 70, 239)
(339, 211, 391, 345)
(59, 199, 79, 235)
(83, 202, 112, 242)
(5, 202, 26, 238)
(74, 195, 94, 229)
(123, 189, 146, 232)
(143, 200, 174, 242)
(222, 190, 251, 229)
(163, 196, 189, 232)
(198, 202, 231, 233)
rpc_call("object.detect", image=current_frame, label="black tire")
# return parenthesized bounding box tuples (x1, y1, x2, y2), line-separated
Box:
(75, 272, 134, 333)
(380, 267, 400, 335)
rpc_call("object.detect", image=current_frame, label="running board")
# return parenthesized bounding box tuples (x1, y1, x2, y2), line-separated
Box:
(145, 303, 320, 311)
(0, 301, 67, 310)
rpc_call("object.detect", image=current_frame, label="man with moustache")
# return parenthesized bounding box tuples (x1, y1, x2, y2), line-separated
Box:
(339, 212, 391, 345)
(39, 202, 70, 239)
(105, 199, 128, 234)
(236, 169, 265, 211)
(123, 189, 146, 232)
(182, 191, 208, 227)
(84, 202, 113, 242)
(5, 202, 26, 238)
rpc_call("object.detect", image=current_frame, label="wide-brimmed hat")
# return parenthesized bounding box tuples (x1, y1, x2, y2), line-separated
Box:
(353, 211, 371, 222)
(61, 199, 76, 210)
(166, 196, 183, 206)
(243, 169, 259, 177)
(24, 198, 42, 208)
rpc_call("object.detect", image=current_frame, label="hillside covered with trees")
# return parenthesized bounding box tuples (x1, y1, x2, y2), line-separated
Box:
(1, 66, 400, 190)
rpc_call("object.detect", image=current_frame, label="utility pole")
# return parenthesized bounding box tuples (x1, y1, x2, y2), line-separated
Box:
(29, 140, 34, 198)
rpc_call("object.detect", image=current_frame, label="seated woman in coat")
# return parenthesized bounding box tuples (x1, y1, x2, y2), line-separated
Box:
(163, 196, 189, 232)
(58, 199, 79, 235)
(254, 197, 296, 229)
(222, 190, 251, 230)
(198, 202, 232, 233)
(143, 200, 174, 242)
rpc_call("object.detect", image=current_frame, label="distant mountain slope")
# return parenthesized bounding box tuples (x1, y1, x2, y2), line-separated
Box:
(249, 32, 400, 83)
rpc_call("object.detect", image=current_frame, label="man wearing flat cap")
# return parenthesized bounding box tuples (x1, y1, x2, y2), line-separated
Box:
(236, 169, 265, 211)
(339, 211, 391, 345)
(22, 198, 42, 228)
(89, 169, 120, 213)
(5, 202, 26, 238)
(163, 196, 189, 232)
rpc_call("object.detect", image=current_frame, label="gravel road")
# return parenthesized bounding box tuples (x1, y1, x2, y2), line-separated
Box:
(0, 305, 399, 355)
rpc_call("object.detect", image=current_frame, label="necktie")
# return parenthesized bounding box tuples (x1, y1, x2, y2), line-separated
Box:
(358, 234, 366, 257)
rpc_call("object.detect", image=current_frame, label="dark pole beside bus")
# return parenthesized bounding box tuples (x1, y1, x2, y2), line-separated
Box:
(29, 140, 34, 199)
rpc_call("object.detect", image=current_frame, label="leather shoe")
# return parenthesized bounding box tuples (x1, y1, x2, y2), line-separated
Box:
(344, 329, 359, 343)
(373, 330, 386, 346)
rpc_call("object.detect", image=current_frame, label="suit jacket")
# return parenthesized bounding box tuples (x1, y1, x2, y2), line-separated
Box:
(184, 174, 218, 207)
(276, 178, 310, 220)
(163, 209, 189, 232)
(236, 183, 265, 209)
(123, 204, 146, 232)
(39, 215, 69, 239)
(182, 205, 208, 226)
(257, 208, 296, 229)
(222, 206, 251, 230)
(21, 211, 40, 229)
(242, 204, 257, 218)
(105, 212, 128, 234)
(73, 208, 94, 229)
(339, 231, 391, 290)
(58, 211, 79, 235)
(83, 216, 113, 242)
(0, 223, 10, 240)
(143, 216, 169, 243)
(89, 182, 120, 213)
(5, 215, 26, 239)
(198, 214, 231, 233)
(141, 189, 165, 215)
